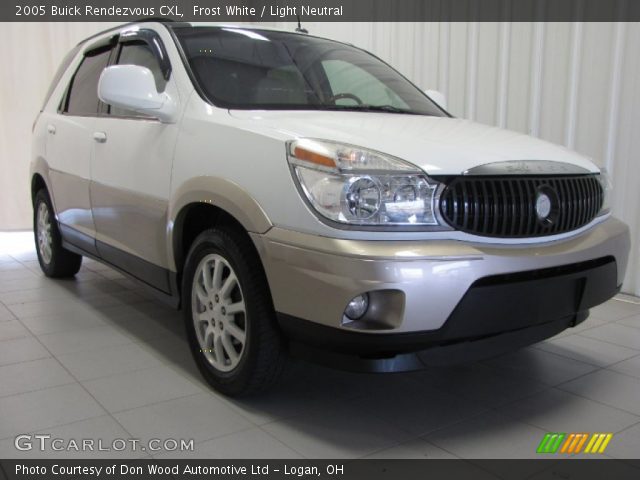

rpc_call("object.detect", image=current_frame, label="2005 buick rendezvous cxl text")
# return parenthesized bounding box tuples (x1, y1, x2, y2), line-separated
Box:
(31, 21, 630, 395)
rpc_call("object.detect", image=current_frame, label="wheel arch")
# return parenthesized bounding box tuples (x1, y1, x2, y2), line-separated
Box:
(30, 157, 55, 210)
(31, 157, 51, 196)
(31, 173, 47, 201)
(168, 176, 272, 275)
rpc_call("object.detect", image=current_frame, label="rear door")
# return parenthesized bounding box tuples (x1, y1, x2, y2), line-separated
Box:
(90, 29, 180, 293)
(45, 39, 116, 255)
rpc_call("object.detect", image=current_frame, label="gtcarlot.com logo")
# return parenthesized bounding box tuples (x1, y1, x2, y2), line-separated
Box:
(14, 434, 194, 453)
(536, 432, 613, 454)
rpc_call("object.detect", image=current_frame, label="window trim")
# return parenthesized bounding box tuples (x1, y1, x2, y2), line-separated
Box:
(119, 28, 172, 81)
(58, 39, 118, 117)
(58, 28, 173, 122)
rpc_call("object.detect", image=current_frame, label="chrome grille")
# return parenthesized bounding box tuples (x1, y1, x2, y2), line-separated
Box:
(439, 175, 603, 238)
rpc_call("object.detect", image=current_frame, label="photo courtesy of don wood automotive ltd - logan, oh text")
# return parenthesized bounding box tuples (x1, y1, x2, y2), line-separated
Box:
(1, 0, 640, 479)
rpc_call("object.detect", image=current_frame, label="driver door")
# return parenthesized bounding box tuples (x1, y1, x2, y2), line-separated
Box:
(90, 31, 180, 292)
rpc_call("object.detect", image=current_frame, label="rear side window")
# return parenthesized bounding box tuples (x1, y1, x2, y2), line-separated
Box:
(42, 45, 81, 112)
(63, 47, 112, 116)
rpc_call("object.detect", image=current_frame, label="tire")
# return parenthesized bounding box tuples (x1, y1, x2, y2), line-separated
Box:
(182, 227, 286, 396)
(33, 189, 82, 278)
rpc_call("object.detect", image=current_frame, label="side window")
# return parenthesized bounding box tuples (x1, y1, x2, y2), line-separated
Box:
(63, 47, 112, 116)
(109, 41, 167, 117)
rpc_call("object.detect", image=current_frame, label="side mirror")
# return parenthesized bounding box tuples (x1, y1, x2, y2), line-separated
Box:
(98, 65, 177, 123)
(425, 89, 447, 111)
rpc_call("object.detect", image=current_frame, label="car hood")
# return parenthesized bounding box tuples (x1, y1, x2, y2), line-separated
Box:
(228, 110, 598, 176)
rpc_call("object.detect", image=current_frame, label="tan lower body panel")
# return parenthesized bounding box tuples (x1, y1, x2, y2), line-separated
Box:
(252, 217, 630, 334)
(90, 181, 170, 270)
(49, 169, 95, 238)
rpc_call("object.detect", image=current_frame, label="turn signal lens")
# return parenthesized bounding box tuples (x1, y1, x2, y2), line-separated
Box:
(293, 145, 336, 169)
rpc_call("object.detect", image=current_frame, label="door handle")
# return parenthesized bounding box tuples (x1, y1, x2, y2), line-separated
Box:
(93, 131, 107, 143)
(47, 124, 56, 135)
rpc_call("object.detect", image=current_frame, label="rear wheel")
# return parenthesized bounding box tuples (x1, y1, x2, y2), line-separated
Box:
(182, 227, 286, 396)
(33, 189, 82, 278)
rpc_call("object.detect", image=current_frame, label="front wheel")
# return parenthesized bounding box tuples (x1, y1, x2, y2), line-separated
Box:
(33, 189, 82, 278)
(182, 228, 286, 396)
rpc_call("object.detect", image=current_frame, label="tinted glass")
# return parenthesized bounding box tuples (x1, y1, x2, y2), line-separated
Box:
(174, 27, 444, 116)
(64, 48, 111, 116)
(321, 59, 408, 108)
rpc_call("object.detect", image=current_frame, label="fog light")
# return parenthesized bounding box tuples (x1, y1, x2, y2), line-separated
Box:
(344, 293, 369, 320)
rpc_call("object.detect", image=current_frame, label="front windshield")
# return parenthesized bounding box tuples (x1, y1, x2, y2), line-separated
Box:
(172, 26, 445, 116)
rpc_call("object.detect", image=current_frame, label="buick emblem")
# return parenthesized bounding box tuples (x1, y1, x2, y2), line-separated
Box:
(535, 192, 552, 220)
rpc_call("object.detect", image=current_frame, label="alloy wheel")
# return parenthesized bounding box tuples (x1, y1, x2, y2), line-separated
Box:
(191, 253, 247, 372)
(36, 202, 53, 265)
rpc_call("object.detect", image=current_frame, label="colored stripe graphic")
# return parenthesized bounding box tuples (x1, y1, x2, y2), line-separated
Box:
(563, 433, 588, 453)
(584, 433, 613, 453)
(574, 433, 589, 453)
(538, 433, 613, 454)
(560, 433, 575, 453)
(537, 433, 566, 453)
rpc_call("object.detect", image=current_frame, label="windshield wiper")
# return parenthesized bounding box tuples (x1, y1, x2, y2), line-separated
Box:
(319, 104, 422, 115)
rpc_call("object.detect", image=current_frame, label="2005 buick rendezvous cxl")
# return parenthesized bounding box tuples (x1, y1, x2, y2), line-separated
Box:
(31, 21, 630, 395)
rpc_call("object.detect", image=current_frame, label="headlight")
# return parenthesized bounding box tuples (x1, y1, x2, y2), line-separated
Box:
(287, 139, 442, 227)
(598, 167, 612, 216)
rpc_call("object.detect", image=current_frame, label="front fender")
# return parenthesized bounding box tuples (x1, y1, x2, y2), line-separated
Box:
(167, 176, 272, 270)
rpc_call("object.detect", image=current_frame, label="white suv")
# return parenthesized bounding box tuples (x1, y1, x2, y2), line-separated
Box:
(32, 21, 630, 395)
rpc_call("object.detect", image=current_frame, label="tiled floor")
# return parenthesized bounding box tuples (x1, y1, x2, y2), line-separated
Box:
(1, 231, 640, 463)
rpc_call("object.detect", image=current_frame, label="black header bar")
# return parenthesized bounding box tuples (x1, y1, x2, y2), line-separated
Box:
(3, 0, 640, 22)
(2, 459, 640, 480)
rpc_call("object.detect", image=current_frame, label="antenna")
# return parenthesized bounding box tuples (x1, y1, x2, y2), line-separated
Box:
(295, 14, 308, 34)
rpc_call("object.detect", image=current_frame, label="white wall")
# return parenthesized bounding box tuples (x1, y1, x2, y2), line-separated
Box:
(0, 22, 638, 295)
(0, 22, 119, 231)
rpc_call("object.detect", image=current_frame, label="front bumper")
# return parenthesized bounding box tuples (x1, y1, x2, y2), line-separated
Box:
(251, 217, 629, 368)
